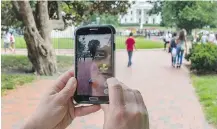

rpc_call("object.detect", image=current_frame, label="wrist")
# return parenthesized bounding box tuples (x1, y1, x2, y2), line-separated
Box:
(21, 117, 37, 129)
(21, 114, 41, 129)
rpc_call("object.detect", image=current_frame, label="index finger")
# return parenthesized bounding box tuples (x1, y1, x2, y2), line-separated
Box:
(107, 78, 125, 107)
(49, 70, 74, 95)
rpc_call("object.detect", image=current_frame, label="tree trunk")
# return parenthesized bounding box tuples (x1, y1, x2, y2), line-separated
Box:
(17, 1, 57, 75)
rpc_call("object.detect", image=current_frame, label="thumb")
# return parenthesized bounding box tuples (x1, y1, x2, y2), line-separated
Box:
(58, 77, 77, 103)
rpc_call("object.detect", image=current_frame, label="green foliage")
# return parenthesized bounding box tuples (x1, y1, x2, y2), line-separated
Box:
(1, 55, 32, 73)
(1, 1, 23, 28)
(116, 36, 163, 49)
(149, 1, 217, 33)
(192, 75, 217, 126)
(1, 74, 35, 90)
(88, 13, 119, 26)
(1, 55, 74, 73)
(1, 73, 35, 95)
(2, 1, 131, 28)
(1, 36, 163, 49)
(186, 43, 217, 73)
(100, 14, 119, 26)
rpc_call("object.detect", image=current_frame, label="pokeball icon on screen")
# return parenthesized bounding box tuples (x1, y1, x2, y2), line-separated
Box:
(104, 89, 108, 94)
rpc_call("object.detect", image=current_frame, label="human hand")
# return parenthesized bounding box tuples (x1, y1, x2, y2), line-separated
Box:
(101, 78, 149, 129)
(21, 70, 100, 129)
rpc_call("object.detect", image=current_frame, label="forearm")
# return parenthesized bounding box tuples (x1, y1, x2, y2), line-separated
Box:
(20, 118, 37, 129)
(20, 115, 42, 129)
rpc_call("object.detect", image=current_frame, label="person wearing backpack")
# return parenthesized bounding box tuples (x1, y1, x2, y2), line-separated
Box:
(176, 29, 187, 68)
(169, 32, 177, 67)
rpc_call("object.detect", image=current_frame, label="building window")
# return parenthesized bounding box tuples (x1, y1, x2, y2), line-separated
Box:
(139, 18, 141, 23)
(131, 11, 133, 15)
(146, 21, 148, 24)
(125, 18, 127, 22)
(131, 18, 133, 21)
(139, 10, 141, 15)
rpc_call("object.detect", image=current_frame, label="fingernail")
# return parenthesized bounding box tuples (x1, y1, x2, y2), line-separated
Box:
(107, 77, 119, 87)
(70, 77, 77, 87)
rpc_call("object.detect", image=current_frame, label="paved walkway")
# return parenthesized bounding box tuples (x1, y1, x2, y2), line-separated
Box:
(1, 48, 164, 56)
(2, 50, 213, 129)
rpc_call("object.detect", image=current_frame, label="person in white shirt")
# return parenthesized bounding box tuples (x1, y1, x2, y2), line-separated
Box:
(208, 32, 216, 43)
(164, 32, 170, 51)
(168, 32, 172, 40)
(201, 33, 208, 44)
(3, 30, 12, 53)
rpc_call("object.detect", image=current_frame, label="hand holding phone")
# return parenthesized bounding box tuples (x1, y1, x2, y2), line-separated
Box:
(101, 78, 149, 129)
(74, 25, 116, 104)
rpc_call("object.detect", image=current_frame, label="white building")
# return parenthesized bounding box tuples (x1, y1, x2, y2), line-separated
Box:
(119, 1, 162, 29)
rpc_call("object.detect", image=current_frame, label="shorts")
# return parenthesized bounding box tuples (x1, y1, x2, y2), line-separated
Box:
(4, 42, 10, 48)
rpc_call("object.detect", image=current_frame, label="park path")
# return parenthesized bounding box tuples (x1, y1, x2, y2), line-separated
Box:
(1, 50, 213, 129)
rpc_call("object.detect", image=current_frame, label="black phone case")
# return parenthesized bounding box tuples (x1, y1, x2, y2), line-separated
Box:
(73, 25, 116, 104)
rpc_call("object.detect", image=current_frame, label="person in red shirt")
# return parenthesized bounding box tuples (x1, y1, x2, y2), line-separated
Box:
(126, 32, 136, 67)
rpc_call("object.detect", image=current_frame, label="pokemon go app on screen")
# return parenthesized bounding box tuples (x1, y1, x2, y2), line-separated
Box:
(76, 34, 112, 96)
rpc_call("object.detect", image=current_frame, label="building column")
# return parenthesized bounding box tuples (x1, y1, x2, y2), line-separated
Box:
(133, 9, 136, 23)
(140, 9, 144, 29)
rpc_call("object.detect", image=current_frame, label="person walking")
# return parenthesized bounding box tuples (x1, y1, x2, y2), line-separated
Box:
(201, 32, 208, 44)
(168, 32, 173, 53)
(148, 31, 151, 39)
(164, 32, 170, 51)
(208, 31, 216, 43)
(169, 32, 177, 67)
(10, 32, 16, 53)
(3, 30, 12, 53)
(176, 29, 187, 68)
(126, 32, 136, 67)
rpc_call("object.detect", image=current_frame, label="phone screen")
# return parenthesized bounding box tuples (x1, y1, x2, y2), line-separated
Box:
(76, 33, 113, 97)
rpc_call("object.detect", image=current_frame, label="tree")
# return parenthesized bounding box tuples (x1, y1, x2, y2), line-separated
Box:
(2, 1, 131, 75)
(88, 13, 119, 26)
(88, 40, 100, 60)
(78, 36, 86, 53)
(149, 1, 217, 34)
(100, 14, 119, 26)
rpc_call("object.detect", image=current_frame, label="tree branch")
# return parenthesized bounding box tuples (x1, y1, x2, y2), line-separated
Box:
(12, 1, 20, 12)
(34, 2, 41, 31)
(12, 1, 23, 21)
(38, 0, 51, 41)
(17, 1, 44, 45)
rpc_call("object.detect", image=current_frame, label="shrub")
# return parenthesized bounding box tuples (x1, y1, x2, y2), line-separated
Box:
(186, 43, 217, 73)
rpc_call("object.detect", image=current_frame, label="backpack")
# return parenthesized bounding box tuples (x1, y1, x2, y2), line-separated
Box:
(170, 38, 176, 48)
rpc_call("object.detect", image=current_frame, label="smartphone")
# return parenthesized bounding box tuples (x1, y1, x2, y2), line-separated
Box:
(74, 25, 116, 104)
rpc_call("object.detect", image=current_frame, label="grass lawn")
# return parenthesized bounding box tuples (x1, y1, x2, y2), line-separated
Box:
(116, 36, 163, 49)
(191, 75, 217, 126)
(1, 36, 163, 49)
(1, 55, 74, 96)
(1, 74, 35, 96)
